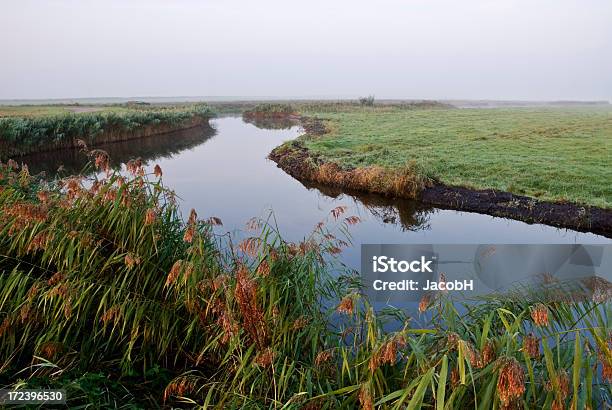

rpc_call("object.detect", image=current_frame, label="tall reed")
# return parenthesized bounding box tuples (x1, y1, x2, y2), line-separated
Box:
(0, 104, 213, 158)
(0, 156, 609, 408)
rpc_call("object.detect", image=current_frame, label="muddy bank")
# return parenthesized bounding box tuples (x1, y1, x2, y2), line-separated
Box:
(0, 115, 211, 159)
(418, 185, 612, 237)
(269, 120, 612, 237)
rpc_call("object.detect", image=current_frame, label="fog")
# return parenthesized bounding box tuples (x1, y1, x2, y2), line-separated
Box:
(1, 0, 611, 101)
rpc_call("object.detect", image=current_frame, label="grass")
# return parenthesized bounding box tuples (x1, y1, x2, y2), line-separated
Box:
(248, 103, 295, 114)
(0, 105, 129, 118)
(243, 103, 296, 118)
(0, 105, 73, 117)
(297, 105, 612, 208)
(0, 155, 610, 408)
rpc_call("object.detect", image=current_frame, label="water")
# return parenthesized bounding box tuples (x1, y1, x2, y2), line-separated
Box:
(9, 115, 609, 405)
(23, 116, 610, 273)
(20, 116, 612, 323)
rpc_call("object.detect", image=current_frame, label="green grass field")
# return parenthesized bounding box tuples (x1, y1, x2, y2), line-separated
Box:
(0, 105, 130, 117)
(299, 105, 612, 208)
(0, 105, 74, 117)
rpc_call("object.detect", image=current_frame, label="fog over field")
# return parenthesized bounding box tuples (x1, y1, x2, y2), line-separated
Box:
(1, 0, 611, 101)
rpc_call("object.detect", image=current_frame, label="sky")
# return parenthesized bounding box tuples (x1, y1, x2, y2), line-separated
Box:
(1, 0, 611, 101)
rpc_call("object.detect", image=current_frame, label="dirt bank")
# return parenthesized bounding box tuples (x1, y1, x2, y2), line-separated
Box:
(269, 118, 612, 237)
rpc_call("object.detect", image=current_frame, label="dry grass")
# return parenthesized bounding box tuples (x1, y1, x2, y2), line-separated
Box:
(273, 143, 430, 199)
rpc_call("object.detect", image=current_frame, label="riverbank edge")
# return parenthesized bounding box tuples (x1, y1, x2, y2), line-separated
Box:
(0, 115, 211, 158)
(269, 116, 612, 237)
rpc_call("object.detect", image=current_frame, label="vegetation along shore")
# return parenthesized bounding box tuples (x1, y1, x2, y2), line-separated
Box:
(242, 103, 298, 120)
(268, 103, 612, 236)
(0, 157, 610, 408)
(0, 103, 213, 158)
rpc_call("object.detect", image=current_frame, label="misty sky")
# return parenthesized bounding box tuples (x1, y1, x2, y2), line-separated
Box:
(1, 0, 611, 101)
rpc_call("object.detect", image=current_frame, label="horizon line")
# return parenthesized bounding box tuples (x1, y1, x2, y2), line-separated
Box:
(0, 96, 610, 104)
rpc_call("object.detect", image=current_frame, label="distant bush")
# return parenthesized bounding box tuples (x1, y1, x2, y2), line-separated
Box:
(126, 101, 151, 107)
(242, 104, 297, 123)
(246, 103, 295, 114)
(359, 95, 375, 106)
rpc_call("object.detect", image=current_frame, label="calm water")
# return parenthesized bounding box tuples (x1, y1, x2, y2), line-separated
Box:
(25, 117, 609, 267)
(23, 115, 610, 302)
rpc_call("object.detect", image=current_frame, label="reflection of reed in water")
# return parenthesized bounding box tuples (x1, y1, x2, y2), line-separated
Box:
(242, 116, 298, 130)
(481, 275, 612, 306)
(19, 124, 217, 176)
(472, 244, 612, 302)
(300, 179, 433, 231)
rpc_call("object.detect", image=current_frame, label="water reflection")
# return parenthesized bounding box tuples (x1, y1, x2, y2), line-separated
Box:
(15, 116, 610, 315)
(300, 180, 432, 232)
(242, 116, 298, 130)
(21, 116, 610, 256)
(22, 124, 216, 176)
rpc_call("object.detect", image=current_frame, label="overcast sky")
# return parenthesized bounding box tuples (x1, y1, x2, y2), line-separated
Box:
(1, 0, 611, 101)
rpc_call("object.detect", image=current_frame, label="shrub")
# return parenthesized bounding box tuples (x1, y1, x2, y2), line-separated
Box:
(243, 103, 295, 117)
(250, 103, 294, 113)
(359, 95, 375, 106)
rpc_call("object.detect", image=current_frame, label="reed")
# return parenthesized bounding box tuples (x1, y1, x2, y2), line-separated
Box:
(243, 103, 297, 121)
(0, 104, 213, 158)
(244, 103, 295, 114)
(0, 157, 609, 408)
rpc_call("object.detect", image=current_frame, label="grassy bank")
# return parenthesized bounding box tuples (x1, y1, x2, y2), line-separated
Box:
(243, 103, 297, 120)
(0, 104, 213, 158)
(0, 157, 610, 408)
(291, 105, 612, 209)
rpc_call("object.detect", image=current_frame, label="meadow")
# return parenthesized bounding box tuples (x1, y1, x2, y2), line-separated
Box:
(0, 155, 610, 408)
(0, 105, 85, 117)
(296, 105, 612, 208)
